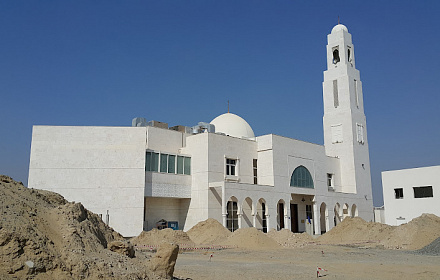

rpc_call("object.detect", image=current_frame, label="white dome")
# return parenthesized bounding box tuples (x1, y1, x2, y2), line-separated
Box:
(331, 24, 348, 34)
(210, 113, 255, 139)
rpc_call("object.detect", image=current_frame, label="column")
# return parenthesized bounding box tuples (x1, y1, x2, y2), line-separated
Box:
(222, 184, 227, 227)
(313, 202, 320, 235)
(285, 203, 291, 231)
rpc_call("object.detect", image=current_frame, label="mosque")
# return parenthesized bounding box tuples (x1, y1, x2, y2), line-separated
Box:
(28, 23, 374, 237)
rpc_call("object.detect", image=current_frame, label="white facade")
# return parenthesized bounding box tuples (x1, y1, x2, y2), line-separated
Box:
(28, 24, 374, 237)
(382, 166, 440, 226)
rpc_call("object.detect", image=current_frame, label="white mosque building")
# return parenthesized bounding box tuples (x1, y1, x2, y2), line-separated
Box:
(28, 23, 374, 237)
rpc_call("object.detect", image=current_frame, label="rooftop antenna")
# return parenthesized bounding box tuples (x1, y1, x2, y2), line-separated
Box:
(228, 100, 230, 113)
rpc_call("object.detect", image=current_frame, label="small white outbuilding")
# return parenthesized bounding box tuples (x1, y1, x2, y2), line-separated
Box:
(382, 166, 440, 225)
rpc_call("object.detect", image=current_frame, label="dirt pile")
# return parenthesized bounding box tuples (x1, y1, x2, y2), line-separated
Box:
(224, 227, 280, 250)
(131, 228, 194, 247)
(382, 213, 440, 250)
(0, 175, 158, 279)
(149, 242, 179, 279)
(318, 217, 394, 245)
(108, 240, 135, 258)
(186, 218, 231, 245)
(318, 214, 440, 250)
(266, 229, 314, 248)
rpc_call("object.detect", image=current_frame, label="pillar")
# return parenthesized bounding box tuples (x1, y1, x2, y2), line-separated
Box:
(285, 203, 291, 231)
(222, 184, 227, 227)
(313, 202, 320, 235)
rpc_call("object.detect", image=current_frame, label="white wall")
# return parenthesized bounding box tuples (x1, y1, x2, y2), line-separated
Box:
(382, 166, 440, 225)
(28, 125, 146, 237)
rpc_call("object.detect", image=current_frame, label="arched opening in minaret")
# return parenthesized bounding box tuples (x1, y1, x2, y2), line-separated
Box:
(332, 48, 340, 64)
(347, 46, 352, 62)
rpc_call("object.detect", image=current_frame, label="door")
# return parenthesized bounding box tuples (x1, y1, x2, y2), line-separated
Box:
(279, 203, 284, 229)
(290, 203, 298, 233)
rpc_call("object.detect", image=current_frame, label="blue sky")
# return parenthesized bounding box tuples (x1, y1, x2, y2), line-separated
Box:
(1, 1, 439, 206)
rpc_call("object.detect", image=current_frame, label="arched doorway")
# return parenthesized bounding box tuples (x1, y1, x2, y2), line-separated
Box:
(277, 199, 286, 230)
(227, 197, 239, 232)
(342, 203, 350, 220)
(334, 203, 342, 226)
(242, 197, 253, 228)
(351, 204, 358, 217)
(320, 202, 329, 234)
(256, 198, 267, 233)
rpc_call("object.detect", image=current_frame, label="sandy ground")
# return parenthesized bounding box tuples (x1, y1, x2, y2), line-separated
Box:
(2, 175, 440, 279)
(173, 245, 440, 280)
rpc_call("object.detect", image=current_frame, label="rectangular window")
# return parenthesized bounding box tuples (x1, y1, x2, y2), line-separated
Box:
(413, 186, 433, 198)
(146, 151, 159, 172)
(226, 159, 237, 176)
(160, 153, 168, 173)
(253, 159, 258, 184)
(146, 152, 151, 171)
(356, 123, 364, 144)
(177, 156, 184, 174)
(146, 152, 190, 175)
(327, 173, 333, 187)
(168, 155, 176, 174)
(184, 157, 191, 175)
(331, 124, 343, 143)
(354, 79, 359, 108)
(394, 188, 404, 199)
(151, 152, 159, 172)
(333, 79, 339, 108)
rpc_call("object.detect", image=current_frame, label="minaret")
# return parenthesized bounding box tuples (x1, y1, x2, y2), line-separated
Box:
(323, 24, 372, 197)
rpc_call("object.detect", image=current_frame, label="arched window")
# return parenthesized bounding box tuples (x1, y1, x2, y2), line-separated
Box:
(290, 166, 314, 188)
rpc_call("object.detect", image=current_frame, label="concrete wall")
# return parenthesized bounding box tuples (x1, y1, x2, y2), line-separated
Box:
(28, 125, 146, 237)
(382, 166, 440, 225)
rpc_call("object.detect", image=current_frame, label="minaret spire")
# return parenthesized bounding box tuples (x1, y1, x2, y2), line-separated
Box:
(338, 16, 340, 25)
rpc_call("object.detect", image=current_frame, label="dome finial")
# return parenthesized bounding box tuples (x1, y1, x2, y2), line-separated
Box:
(228, 100, 230, 113)
(338, 16, 340, 25)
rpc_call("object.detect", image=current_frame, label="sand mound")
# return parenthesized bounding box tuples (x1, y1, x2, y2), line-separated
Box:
(382, 213, 440, 250)
(0, 175, 157, 279)
(318, 214, 440, 250)
(266, 229, 314, 248)
(131, 228, 195, 247)
(224, 227, 280, 250)
(318, 217, 394, 245)
(186, 218, 232, 245)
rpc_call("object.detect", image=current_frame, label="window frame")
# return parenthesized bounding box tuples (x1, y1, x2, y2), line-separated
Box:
(394, 188, 404, 199)
(290, 166, 314, 189)
(146, 151, 190, 175)
(226, 158, 237, 176)
(413, 186, 433, 198)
